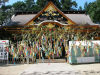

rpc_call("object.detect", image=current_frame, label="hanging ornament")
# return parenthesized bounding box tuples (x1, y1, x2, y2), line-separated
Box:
(54, 49, 56, 54)
(6, 47, 9, 52)
(96, 46, 99, 55)
(57, 50, 59, 57)
(53, 29, 55, 31)
(49, 29, 52, 31)
(74, 45, 77, 56)
(14, 35, 16, 40)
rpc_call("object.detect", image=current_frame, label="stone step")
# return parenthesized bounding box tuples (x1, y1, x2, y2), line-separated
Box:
(36, 59, 66, 63)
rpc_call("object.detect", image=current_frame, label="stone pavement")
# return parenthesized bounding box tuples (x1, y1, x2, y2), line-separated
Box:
(20, 63, 100, 75)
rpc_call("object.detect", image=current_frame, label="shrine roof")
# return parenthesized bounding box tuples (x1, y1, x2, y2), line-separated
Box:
(14, 10, 86, 15)
(65, 14, 96, 25)
(6, 14, 36, 26)
(4, 1, 99, 27)
(6, 13, 98, 26)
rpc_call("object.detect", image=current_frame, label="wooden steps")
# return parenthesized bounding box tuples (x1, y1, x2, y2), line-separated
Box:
(36, 59, 66, 63)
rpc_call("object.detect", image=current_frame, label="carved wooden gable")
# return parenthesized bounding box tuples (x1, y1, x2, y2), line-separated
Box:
(27, 2, 75, 26)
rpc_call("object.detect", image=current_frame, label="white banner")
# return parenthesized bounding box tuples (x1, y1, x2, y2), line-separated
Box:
(0, 40, 9, 60)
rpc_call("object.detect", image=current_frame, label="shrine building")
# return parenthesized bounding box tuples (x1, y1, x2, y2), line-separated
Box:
(2, 1, 99, 34)
(0, 1, 100, 64)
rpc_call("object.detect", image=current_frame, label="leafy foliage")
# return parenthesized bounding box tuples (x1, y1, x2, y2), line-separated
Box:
(36, 0, 77, 11)
(25, 0, 35, 11)
(0, 0, 9, 5)
(78, 6, 82, 11)
(13, 1, 26, 12)
(84, 0, 100, 23)
(61, 0, 77, 11)
(0, 5, 13, 26)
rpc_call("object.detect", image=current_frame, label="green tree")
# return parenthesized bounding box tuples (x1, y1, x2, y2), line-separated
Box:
(84, 2, 88, 11)
(97, 0, 100, 7)
(0, 0, 9, 6)
(84, 1, 100, 23)
(61, 0, 77, 11)
(36, 0, 61, 10)
(78, 6, 82, 11)
(95, 0, 100, 23)
(1, 5, 12, 11)
(36, 0, 47, 10)
(12, 1, 26, 12)
(0, 5, 13, 26)
(51, 0, 61, 9)
(25, 0, 35, 11)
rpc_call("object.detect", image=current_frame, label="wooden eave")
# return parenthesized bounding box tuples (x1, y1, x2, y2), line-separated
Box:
(36, 21, 70, 27)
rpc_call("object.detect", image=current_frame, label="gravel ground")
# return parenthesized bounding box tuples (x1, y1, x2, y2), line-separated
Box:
(0, 63, 100, 75)
(0, 64, 32, 75)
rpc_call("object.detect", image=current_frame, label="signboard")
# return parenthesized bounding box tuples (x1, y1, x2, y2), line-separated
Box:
(69, 41, 100, 64)
(0, 40, 9, 60)
(77, 57, 95, 63)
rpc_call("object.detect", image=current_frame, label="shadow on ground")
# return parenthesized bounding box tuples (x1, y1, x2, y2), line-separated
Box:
(0, 64, 25, 67)
(20, 70, 100, 75)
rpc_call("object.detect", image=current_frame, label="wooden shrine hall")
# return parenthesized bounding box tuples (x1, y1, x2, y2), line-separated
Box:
(0, 1, 100, 63)
(2, 1, 100, 34)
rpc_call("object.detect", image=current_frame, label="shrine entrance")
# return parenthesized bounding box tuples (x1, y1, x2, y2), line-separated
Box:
(5, 22, 68, 64)
(2, 1, 100, 64)
(35, 23, 67, 60)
